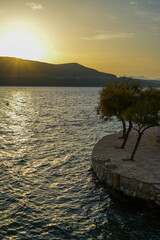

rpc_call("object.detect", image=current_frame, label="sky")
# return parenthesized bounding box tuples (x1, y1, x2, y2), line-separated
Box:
(0, 0, 160, 79)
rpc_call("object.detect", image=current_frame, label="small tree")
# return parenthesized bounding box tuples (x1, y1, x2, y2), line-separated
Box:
(124, 87, 160, 161)
(97, 78, 142, 142)
(97, 81, 126, 138)
(120, 78, 142, 148)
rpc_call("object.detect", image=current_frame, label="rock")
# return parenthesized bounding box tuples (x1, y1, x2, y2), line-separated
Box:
(142, 183, 151, 193)
(105, 162, 117, 169)
(138, 183, 143, 190)
(113, 174, 120, 190)
(153, 184, 160, 191)
(133, 191, 137, 197)
(97, 158, 111, 163)
(137, 192, 148, 200)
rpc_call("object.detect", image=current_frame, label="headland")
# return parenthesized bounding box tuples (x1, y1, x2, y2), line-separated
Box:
(92, 128, 160, 207)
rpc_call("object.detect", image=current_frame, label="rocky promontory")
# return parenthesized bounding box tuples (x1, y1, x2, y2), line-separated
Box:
(92, 128, 160, 206)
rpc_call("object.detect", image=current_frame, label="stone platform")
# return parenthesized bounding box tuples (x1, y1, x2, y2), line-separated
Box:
(92, 128, 160, 206)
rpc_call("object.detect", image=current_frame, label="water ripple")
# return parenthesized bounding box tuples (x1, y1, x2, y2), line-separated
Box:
(0, 87, 160, 240)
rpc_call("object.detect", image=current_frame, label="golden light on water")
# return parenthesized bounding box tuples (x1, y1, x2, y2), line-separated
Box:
(0, 28, 46, 61)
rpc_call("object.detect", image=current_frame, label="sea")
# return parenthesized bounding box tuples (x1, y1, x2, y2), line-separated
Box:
(0, 87, 160, 240)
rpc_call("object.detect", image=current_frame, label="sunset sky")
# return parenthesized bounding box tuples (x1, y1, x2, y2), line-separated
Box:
(0, 0, 160, 79)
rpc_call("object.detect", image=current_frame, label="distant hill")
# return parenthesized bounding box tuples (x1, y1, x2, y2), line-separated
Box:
(130, 77, 160, 88)
(133, 76, 151, 80)
(0, 57, 116, 86)
(133, 75, 160, 82)
(0, 57, 160, 87)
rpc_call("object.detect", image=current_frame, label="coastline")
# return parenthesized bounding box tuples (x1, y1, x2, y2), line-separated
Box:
(92, 128, 160, 207)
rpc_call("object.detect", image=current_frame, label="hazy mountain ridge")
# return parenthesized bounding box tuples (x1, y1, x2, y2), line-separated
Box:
(0, 57, 160, 87)
(133, 75, 160, 81)
(0, 57, 114, 78)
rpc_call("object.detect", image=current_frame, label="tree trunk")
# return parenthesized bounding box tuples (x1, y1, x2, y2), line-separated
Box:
(119, 119, 126, 139)
(121, 121, 132, 149)
(130, 132, 143, 161)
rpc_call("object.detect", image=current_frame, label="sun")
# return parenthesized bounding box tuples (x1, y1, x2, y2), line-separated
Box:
(0, 29, 45, 61)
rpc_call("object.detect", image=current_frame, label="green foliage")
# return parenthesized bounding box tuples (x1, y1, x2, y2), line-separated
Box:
(97, 78, 142, 123)
(97, 80, 160, 161)
(97, 78, 142, 140)
(124, 86, 160, 160)
(125, 86, 160, 132)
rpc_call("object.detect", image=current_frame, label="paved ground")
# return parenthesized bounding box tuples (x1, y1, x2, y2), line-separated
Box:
(92, 127, 160, 183)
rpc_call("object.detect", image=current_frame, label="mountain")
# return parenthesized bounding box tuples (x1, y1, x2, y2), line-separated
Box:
(0, 57, 116, 86)
(133, 75, 160, 82)
(133, 76, 151, 80)
(120, 76, 160, 88)
(0, 57, 160, 87)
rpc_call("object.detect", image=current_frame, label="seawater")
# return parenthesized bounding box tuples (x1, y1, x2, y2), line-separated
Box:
(0, 87, 159, 240)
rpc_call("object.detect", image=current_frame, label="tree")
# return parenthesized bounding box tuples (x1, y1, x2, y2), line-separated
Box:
(97, 81, 126, 138)
(124, 86, 160, 161)
(120, 78, 142, 148)
(97, 78, 142, 142)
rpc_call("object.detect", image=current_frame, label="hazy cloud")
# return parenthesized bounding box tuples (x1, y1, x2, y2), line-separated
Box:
(83, 32, 134, 41)
(136, 9, 160, 22)
(25, 2, 43, 10)
(130, 1, 138, 5)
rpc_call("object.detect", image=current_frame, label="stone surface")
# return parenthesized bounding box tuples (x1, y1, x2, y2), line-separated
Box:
(105, 162, 117, 169)
(92, 127, 160, 206)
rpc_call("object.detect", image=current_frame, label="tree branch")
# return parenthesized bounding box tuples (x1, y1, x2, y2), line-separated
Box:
(142, 125, 155, 134)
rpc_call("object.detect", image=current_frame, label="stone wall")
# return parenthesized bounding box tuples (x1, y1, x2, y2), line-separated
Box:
(91, 156, 160, 206)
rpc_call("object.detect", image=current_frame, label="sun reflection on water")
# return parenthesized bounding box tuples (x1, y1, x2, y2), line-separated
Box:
(1, 89, 37, 161)
(0, 87, 159, 240)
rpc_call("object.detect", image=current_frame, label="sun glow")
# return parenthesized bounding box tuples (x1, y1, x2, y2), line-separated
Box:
(0, 29, 46, 61)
